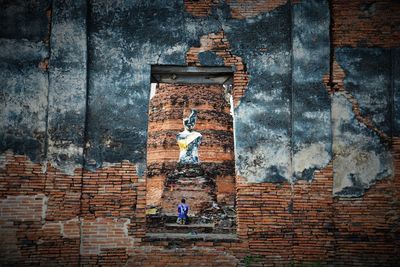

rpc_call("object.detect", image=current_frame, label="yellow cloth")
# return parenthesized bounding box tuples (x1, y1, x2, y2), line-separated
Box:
(178, 139, 188, 150)
(177, 132, 201, 152)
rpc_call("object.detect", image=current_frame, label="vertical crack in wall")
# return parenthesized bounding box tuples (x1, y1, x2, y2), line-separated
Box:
(289, 0, 295, 262)
(78, 0, 90, 265)
(42, 0, 54, 209)
(43, 2, 53, 170)
(327, 0, 338, 260)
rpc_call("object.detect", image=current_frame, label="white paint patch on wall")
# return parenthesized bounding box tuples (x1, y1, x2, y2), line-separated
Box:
(47, 142, 83, 175)
(150, 83, 157, 100)
(293, 142, 330, 175)
(332, 93, 393, 196)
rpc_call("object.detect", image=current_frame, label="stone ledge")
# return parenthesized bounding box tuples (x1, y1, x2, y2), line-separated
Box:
(143, 233, 239, 243)
(164, 223, 214, 228)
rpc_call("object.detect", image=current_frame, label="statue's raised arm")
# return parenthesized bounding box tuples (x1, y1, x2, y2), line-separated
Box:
(176, 109, 202, 164)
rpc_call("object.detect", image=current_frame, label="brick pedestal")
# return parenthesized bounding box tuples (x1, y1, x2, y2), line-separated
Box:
(160, 164, 216, 216)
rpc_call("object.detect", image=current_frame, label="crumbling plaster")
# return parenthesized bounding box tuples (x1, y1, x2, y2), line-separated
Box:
(0, 0, 397, 197)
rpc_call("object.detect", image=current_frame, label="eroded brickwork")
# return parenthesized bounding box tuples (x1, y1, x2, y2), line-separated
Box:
(235, 165, 335, 265)
(1, 112, 399, 265)
(227, 0, 287, 19)
(0, 153, 145, 266)
(292, 166, 336, 264)
(0, 153, 46, 197)
(186, 31, 248, 106)
(236, 181, 294, 264)
(184, 0, 219, 17)
(235, 159, 400, 265)
(328, 138, 400, 265)
(147, 83, 234, 165)
(81, 162, 138, 219)
(332, 0, 400, 47)
(126, 247, 239, 267)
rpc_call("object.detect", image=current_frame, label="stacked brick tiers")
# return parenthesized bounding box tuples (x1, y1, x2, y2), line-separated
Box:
(147, 83, 233, 164)
(146, 83, 235, 209)
(160, 164, 216, 215)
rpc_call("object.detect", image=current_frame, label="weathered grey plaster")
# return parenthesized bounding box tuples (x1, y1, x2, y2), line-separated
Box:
(0, 0, 51, 162)
(4, 0, 393, 195)
(333, 47, 395, 196)
(0, 0, 51, 42)
(199, 51, 225, 67)
(86, 0, 331, 184)
(292, 0, 331, 181)
(394, 48, 400, 136)
(335, 48, 392, 136)
(228, 4, 292, 183)
(0, 61, 48, 162)
(332, 93, 393, 197)
(47, 0, 87, 174)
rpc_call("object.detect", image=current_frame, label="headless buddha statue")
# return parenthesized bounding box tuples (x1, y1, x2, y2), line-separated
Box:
(177, 110, 202, 164)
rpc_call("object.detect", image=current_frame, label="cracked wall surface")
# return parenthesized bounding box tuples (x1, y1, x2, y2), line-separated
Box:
(332, 94, 393, 196)
(1, 0, 333, 183)
(332, 48, 396, 196)
(85, 0, 333, 184)
(1, 0, 400, 266)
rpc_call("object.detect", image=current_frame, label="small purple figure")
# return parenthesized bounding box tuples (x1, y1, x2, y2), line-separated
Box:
(177, 198, 189, 225)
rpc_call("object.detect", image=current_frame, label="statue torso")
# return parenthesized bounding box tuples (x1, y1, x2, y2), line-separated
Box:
(177, 130, 202, 164)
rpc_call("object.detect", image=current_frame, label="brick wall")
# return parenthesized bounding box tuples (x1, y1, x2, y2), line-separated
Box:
(186, 31, 248, 107)
(126, 246, 239, 267)
(0, 152, 81, 266)
(329, 138, 400, 266)
(327, 2, 400, 263)
(0, 152, 145, 266)
(1, 119, 399, 266)
(235, 158, 400, 266)
(234, 165, 336, 265)
(1, 0, 400, 266)
(332, 0, 400, 47)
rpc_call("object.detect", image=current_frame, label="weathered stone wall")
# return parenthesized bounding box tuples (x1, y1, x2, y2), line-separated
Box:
(1, 0, 399, 266)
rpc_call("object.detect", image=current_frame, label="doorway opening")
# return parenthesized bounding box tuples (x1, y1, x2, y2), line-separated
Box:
(145, 66, 237, 237)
